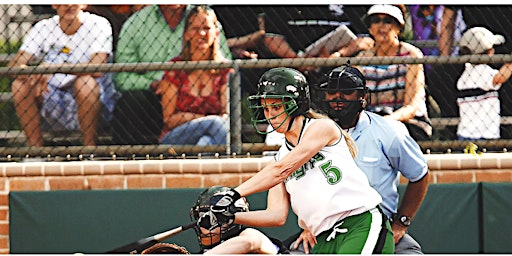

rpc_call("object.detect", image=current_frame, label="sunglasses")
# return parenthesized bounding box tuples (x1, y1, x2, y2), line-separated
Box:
(368, 15, 396, 25)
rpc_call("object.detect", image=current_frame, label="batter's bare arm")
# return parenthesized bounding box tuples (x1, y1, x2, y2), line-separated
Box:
(235, 119, 338, 197)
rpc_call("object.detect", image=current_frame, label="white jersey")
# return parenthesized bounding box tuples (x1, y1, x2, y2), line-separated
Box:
(277, 118, 382, 236)
(20, 11, 113, 88)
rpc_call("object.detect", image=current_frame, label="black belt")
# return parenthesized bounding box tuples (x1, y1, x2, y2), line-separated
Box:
(457, 88, 498, 99)
(373, 205, 389, 254)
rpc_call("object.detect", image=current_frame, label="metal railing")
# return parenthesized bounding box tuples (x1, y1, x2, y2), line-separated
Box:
(1, 54, 512, 159)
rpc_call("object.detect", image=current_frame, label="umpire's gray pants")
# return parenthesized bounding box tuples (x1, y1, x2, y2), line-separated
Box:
(395, 233, 422, 254)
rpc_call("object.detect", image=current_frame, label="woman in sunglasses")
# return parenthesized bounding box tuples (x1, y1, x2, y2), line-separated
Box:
(355, 4, 432, 142)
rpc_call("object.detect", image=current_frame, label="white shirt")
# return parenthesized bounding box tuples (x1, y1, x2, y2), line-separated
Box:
(20, 12, 113, 88)
(457, 63, 501, 139)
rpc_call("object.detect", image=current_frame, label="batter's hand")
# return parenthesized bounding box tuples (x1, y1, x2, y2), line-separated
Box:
(209, 188, 241, 225)
(291, 229, 316, 254)
(197, 211, 220, 231)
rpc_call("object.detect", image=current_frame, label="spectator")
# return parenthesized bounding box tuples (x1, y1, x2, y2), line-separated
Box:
(411, 5, 466, 119)
(112, 4, 232, 145)
(285, 64, 429, 254)
(8, 4, 118, 146)
(456, 27, 512, 140)
(153, 5, 234, 146)
(191, 186, 289, 254)
(440, 6, 512, 57)
(410, 5, 465, 58)
(355, 4, 432, 141)
(85, 5, 147, 53)
(409, 5, 441, 75)
(215, 5, 359, 96)
(437, 6, 512, 127)
(200, 67, 394, 254)
(226, 13, 297, 60)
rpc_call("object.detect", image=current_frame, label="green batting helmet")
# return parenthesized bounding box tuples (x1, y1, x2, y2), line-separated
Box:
(247, 67, 311, 134)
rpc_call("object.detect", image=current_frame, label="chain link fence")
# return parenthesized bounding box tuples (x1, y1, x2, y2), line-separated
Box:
(1, 4, 512, 161)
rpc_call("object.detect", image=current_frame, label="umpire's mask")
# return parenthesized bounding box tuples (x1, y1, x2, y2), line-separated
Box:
(316, 64, 368, 128)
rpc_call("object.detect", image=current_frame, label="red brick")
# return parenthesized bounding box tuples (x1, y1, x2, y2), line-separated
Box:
(460, 157, 479, 169)
(9, 177, 46, 191)
(87, 176, 125, 190)
(435, 170, 474, 183)
(103, 161, 123, 175)
(475, 170, 512, 182)
(127, 175, 163, 189)
(121, 162, 142, 175)
(165, 175, 202, 188)
(24, 164, 43, 176)
(0, 209, 8, 221)
(43, 163, 63, 176)
(0, 195, 7, 207)
(0, 223, 8, 235)
(204, 174, 240, 187)
(61, 162, 84, 176)
(140, 161, 163, 174)
(181, 161, 201, 174)
(0, 236, 8, 249)
(4, 165, 23, 177)
(49, 177, 88, 190)
(0, 179, 6, 191)
(201, 160, 222, 174)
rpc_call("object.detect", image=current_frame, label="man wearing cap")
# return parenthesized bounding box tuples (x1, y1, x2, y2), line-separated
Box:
(283, 64, 430, 254)
(456, 26, 512, 140)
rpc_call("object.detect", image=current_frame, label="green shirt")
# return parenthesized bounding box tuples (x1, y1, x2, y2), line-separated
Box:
(114, 5, 232, 92)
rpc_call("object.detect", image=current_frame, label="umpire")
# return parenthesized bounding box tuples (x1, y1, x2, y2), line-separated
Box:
(284, 64, 430, 254)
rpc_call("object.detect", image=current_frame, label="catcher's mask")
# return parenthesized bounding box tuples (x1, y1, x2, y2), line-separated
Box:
(247, 67, 310, 134)
(315, 64, 367, 127)
(189, 186, 249, 251)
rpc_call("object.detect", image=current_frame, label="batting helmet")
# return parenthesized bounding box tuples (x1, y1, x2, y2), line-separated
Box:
(247, 67, 311, 134)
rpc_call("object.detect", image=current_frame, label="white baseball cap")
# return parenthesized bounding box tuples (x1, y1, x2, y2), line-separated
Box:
(366, 4, 405, 27)
(459, 27, 505, 54)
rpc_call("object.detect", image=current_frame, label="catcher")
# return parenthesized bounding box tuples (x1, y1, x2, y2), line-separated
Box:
(191, 186, 289, 254)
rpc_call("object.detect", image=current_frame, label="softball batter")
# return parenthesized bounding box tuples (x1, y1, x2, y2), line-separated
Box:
(199, 67, 394, 254)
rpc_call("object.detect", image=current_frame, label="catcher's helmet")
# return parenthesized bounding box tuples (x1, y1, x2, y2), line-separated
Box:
(247, 67, 311, 134)
(189, 186, 249, 251)
(315, 64, 367, 127)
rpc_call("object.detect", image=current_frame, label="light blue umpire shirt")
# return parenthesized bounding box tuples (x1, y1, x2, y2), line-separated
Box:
(348, 111, 429, 219)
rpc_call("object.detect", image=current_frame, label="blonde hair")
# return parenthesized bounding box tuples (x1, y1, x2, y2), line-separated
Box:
(305, 110, 358, 159)
(181, 5, 222, 64)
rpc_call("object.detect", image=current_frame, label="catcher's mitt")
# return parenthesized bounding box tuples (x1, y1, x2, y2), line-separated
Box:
(140, 243, 190, 254)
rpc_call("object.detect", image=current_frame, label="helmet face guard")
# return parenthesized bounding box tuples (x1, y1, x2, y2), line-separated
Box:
(247, 67, 310, 134)
(189, 186, 249, 251)
(247, 95, 298, 134)
(316, 65, 367, 127)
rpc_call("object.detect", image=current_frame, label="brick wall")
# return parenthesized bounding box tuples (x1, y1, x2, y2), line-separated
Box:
(0, 153, 511, 253)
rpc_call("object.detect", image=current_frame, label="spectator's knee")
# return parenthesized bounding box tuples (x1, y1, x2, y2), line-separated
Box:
(74, 76, 100, 99)
(11, 79, 36, 102)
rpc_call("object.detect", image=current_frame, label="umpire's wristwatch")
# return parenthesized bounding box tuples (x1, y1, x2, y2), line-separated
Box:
(392, 213, 411, 227)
